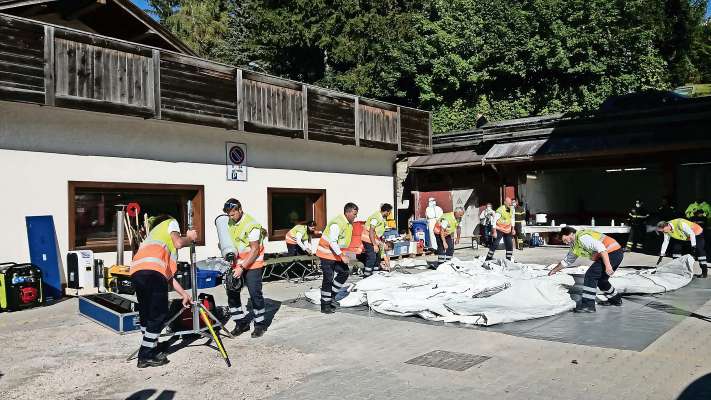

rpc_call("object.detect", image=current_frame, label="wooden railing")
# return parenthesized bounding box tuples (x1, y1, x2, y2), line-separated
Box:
(0, 13, 431, 154)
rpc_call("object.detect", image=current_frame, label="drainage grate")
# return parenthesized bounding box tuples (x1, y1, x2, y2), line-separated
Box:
(405, 350, 490, 371)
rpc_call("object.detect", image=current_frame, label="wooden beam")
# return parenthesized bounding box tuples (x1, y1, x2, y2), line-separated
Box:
(43, 25, 54, 106)
(128, 29, 158, 43)
(152, 49, 160, 119)
(242, 70, 302, 91)
(354, 97, 360, 147)
(236, 68, 244, 131)
(428, 111, 433, 153)
(396, 106, 402, 152)
(302, 84, 308, 140)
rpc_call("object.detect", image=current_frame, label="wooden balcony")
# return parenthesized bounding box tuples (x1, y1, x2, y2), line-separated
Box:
(0, 13, 432, 154)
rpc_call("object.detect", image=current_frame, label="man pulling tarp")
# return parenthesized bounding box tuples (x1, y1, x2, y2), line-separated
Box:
(548, 226, 623, 312)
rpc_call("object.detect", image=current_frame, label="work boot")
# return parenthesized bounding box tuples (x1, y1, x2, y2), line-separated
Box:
(602, 294, 623, 306)
(230, 322, 251, 336)
(320, 302, 335, 314)
(251, 325, 266, 338)
(137, 356, 169, 368)
(153, 351, 168, 362)
(574, 304, 596, 313)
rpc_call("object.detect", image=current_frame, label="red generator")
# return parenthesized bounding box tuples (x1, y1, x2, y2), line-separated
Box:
(169, 293, 217, 332)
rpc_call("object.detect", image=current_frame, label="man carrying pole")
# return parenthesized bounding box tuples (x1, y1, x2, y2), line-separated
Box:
(315, 203, 358, 314)
(130, 215, 196, 368)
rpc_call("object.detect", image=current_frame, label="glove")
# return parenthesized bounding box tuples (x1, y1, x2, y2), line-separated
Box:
(224, 269, 243, 291)
(225, 252, 235, 263)
(656, 256, 663, 265)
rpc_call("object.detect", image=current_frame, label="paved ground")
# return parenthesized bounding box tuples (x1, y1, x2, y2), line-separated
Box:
(1, 245, 710, 400)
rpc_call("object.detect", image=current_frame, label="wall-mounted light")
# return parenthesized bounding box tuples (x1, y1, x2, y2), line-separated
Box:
(605, 169, 622, 173)
(623, 167, 647, 171)
(526, 174, 538, 180)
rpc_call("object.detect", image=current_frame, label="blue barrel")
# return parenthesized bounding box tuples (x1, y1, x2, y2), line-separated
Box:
(410, 219, 431, 248)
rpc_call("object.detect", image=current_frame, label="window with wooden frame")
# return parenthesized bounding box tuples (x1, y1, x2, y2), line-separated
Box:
(267, 188, 326, 241)
(68, 181, 205, 252)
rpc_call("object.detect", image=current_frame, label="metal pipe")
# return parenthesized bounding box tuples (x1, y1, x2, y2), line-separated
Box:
(116, 209, 125, 265)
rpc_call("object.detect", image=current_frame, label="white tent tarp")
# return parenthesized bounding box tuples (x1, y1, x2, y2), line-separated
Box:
(305, 255, 695, 326)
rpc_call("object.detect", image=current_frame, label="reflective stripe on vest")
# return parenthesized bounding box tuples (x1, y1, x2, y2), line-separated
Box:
(130, 242, 177, 279)
(668, 218, 703, 241)
(361, 212, 386, 243)
(229, 213, 265, 270)
(496, 205, 513, 233)
(146, 219, 178, 260)
(316, 214, 353, 261)
(434, 212, 458, 235)
(286, 224, 309, 245)
(572, 229, 621, 260)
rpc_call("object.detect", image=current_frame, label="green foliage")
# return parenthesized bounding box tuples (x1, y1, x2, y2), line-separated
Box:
(150, 0, 711, 134)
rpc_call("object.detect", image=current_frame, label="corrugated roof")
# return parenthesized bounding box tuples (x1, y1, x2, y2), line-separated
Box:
(484, 139, 547, 160)
(410, 150, 483, 170)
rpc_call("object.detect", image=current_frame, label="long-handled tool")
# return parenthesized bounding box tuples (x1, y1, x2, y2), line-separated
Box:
(127, 200, 233, 365)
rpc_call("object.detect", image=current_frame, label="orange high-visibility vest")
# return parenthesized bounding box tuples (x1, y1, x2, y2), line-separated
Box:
(495, 205, 513, 234)
(130, 219, 178, 279)
(316, 215, 353, 262)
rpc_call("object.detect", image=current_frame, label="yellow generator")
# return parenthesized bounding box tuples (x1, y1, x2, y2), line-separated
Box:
(104, 265, 134, 295)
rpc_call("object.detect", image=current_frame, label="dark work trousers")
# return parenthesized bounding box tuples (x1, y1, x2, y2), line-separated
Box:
(320, 258, 350, 305)
(287, 243, 307, 256)
(515, 223, 524, 248)
(580, 250, 625, 309)
(435, 235, 455, 265)
(626, 224, 646, 251)
(131, 270, 169, 360)
(362, 242, 381, 277)
(486, 231, 514, 261)
(226, 268, 266, 328)
(671, 232, 707, 276)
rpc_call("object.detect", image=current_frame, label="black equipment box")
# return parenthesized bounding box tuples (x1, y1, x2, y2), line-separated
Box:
(0, 262, 44, 312)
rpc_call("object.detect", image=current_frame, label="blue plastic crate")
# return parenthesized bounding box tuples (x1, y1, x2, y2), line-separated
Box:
(196, 269, 221, 289)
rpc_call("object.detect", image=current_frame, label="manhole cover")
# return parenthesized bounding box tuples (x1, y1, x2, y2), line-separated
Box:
(405, 350, 490, 371)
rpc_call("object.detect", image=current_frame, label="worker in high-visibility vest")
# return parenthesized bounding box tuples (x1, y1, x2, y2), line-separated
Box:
(130, 215, 196, 368)
(222, 198, 268, 338)
(434, 207, 465, 265)
(548, 226, 624, 312)
(485, 197, 516, 261)
(285, 220, 318, 256)
(685, 199, 711, 222)
(656, 218, 707, 278)
(360, 203, 393, 277)
(315, 203, 358, 314)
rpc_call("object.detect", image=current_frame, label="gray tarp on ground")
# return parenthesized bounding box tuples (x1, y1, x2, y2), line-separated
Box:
(305, 255, 695, 326)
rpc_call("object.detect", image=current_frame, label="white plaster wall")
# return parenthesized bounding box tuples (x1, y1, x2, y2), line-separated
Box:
(0, 101, 394, 265)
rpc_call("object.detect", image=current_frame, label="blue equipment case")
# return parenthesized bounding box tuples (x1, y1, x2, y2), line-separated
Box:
(78, 293, 140, 334)
(25, 216, 63, 301)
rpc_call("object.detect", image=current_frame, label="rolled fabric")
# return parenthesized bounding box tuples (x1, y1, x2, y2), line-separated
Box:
(215, 214, 236, 258)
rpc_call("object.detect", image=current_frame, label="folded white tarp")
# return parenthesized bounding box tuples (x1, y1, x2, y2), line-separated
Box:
(304, 255, 695, 326)
(564, 254, 694, 295)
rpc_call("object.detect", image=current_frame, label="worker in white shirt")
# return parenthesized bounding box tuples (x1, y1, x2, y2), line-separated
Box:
(479, 203, 495, 246)
(656, 218, 707, 278)
(315, 203, 358, 314)
(285, 220, 318, 256)
(548, 226, 624, 312)
(425, 197, 443, 251)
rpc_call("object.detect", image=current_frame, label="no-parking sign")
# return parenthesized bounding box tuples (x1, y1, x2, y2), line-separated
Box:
(226, 142, 247, 181)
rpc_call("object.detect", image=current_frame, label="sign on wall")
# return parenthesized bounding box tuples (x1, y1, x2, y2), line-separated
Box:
(226, 142, 247, 181)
